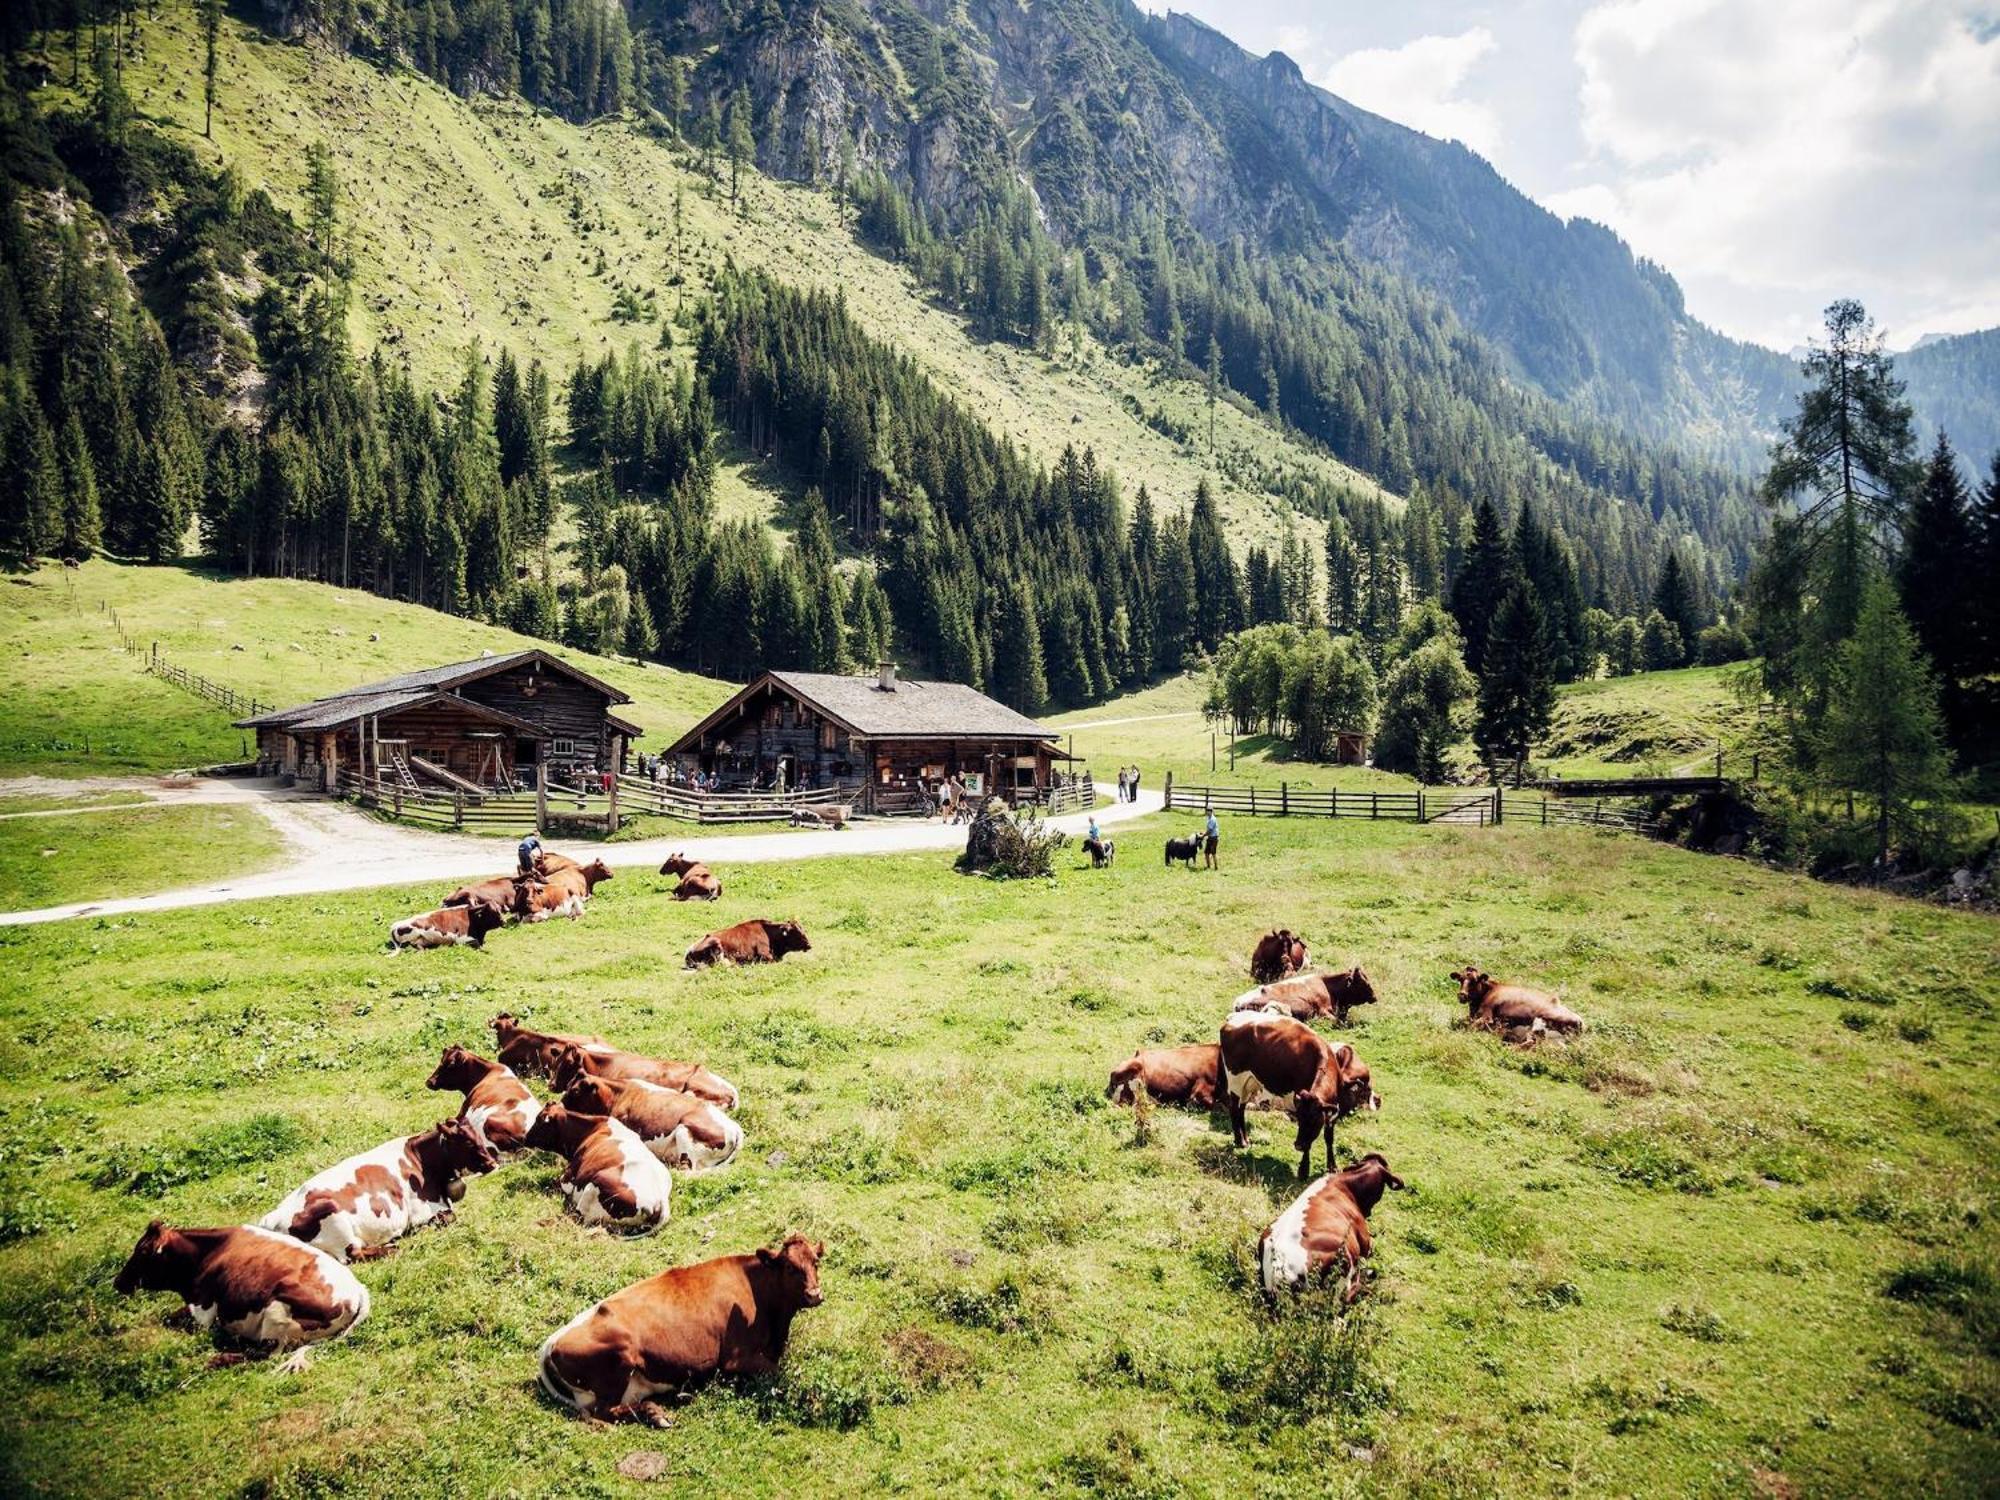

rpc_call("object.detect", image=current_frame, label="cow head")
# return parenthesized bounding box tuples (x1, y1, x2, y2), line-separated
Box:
(580, 860, 614, 891)
(559, 1076, 619, 1114)
(546, 1041, 595, 1091)
(1349, 1151, 1406, 1191)
(428, 1116, 500, 1180)
(114, 1219, 189, 1296)
(466, 900, 507, 943)
(1450, 968, 1495, 1010)
(659, 853, 697, 877)
(1307, 1043, 1380, 1120)
(522, 1105, 571, 1156)
(768, 920, 811, 956)
(426, 1044, 479, 1092)
(490, 1013, 520, 1045)
(757, 1233, 826, 1308)
(1332, 966, 1378, 1013)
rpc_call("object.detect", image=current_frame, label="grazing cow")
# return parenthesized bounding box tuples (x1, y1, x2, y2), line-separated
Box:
(1451, 967, 1584, 1039)
(442, 874, 530, 913)
(658, 855, 722, 902)
(115, 1221, 370, 1370)
(1250, 928, 1310, 984)
(1219, 1012, 1381, 1179)
(1230, 967, 1378, 1026)
(547, 1041, 739, 1112)
(425, 1045, 542, 1152)
(1105, 1043, 1221, 1109)
(389, 901, 506, 950)
(489, 1013, 614, 1077)
(522, 1106, 671, 1233)
(684, 918, 811, 970)
(537, 1235, 825, 1424)
(1082, 836, 1115, 868)
(1164, 834, 1200, 869)
(1258, 1153, 1406, 1300)
(560, 1075, 742, 1172)
(261, 1119, 498, 1261)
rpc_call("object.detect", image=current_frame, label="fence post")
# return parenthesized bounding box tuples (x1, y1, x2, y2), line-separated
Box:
(1250, 787, 1257, 816)
(1204, 787, 1212, 813)
(536, 775, 547, 835)
(1418, 789, 1425, 822)
(1331, 787, 1338, 819)
(1370, 792, 1378, 820)
(1163, 771, 1173, 809)
(1541, 799, 1548, 827)
(1493, 790, 1503, 826)
(607, 772, 620, 835)
(454, 791, 464, 829)
(1281, 782, 1288, 816)
(393, 786, 403, 820)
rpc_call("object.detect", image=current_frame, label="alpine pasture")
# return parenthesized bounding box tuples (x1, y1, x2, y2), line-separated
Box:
(1, 805, 1995, 1497)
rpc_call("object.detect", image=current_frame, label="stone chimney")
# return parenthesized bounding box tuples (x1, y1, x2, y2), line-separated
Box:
(877, 660, 898, 691)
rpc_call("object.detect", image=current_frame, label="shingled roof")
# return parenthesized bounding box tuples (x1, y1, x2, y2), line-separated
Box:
(670, 670, 1056, 750)
(236, 649, 631, 731)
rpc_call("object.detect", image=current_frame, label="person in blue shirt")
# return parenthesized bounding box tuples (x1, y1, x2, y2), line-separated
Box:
(517, 832, 543, 877)
(1203, 809, 1220, 869)
(1087, 813, 1100, 843)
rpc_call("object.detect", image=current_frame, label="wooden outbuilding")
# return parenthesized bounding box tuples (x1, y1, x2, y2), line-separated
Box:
(666, 663, 1062, 813)
(237, 650, 640, 794)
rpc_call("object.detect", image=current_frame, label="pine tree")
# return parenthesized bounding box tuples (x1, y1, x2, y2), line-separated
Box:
(623, 587, 660, 659)
(1814, 579, 1960, 866)
(1897, 431, 1975, 712)
(726, 85, 755, 208)
(1648, 552, 1699, 667)
(1974, 451, 2000, 676)
(1448, 499, 1518, 675)
(1474, 585, 1555, 784)
(198, 0, 222, 139)
(55, 410, 101, 559)
(9, 400, 63, 558)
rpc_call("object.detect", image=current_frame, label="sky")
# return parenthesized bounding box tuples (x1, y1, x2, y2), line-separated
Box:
(1142, 1, 2000, 352)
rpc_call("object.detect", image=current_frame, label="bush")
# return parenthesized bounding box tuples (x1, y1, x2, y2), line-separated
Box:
(1696, 623, 1752, 665)
(956, 802, 1067, 878)
(1209, 1288, 1387, 1425)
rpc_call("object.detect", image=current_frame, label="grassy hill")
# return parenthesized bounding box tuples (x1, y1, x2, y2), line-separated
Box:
(0, 812, 1993, 1495)
(87, 10, 1386, 557)
(1542, 665, 1761, 780)
(1, 561, 733, 777)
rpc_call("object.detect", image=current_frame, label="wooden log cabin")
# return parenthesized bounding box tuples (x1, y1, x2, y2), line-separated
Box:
(667, 663, 1064, 813)
(237, 650, 641, 794)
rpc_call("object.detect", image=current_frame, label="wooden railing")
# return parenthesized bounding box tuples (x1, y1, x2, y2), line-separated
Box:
(134, 636, 272, 721)
(616, 775, 844, 824)
(1162, 780, 1668, 837)
(337, 770, 540, 833)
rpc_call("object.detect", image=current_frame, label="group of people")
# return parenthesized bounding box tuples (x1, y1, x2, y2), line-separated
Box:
(926, 773, 975, 822)
(1114, 765, 1145, 802)
(634, 755, 722, 794)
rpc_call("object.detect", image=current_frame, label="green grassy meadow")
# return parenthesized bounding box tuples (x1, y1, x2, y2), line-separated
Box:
(1, 561, 733, 778)
(0, 812, 1993, 1497)
(0, 802, 286, 909)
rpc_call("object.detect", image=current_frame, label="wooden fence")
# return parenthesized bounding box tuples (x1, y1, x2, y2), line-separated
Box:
(1163, 779, 1667, 837)
(113, 618, 274, 722)
(615, 776, 843, 825)
(337, 770, 541, 834)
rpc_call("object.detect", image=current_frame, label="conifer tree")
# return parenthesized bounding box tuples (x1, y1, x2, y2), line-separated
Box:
(1648, 552, 1699, 667)
(198, 0, 222, 139)
(55, 410, 101, 559)
(10, 400, 63, 558)
(727, 85, 754, 208)
(1449, 499, 1518, 675)
(1974, 451, 2000, 676)
(1897, 431, 1975, 712)
(1474, 585, 1554, 784)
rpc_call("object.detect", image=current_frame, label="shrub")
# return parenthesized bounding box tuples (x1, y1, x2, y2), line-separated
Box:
(1209, 1288, 1387, 1426)
(750, 1344, 908, 1429)
(1660, 1302, 1736, 1343)
(956, 803, 1067, 879)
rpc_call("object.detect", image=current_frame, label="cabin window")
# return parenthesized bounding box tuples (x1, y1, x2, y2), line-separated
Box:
(818, 721, 838, 750)
(551, 738, 578, 757)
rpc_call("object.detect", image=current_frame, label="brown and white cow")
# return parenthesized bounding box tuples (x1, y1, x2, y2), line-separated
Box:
(1230, 967, 1379, 1026)
(1451, 967, 1584, 1039)
(660, 853, 723, 902)
(547, 1041, 740, 1112)
(390, 900, 506, 950)
(536, 1235, 825, 1424)
(522, 1106, 671, 1233)
(684, 918, 811, 969)
(261, 1118, 498, 1261)
(520, 860, 614, 923)
(1250, 928, 1309, 984)
(1258, 1153, 1406, 1300)
(115, 1221, 371, 1370)
(425, 1045, 542, 1152)
(488, 1014, 614, 1078)
(1105, 1043, 1222, 1109)
(560, 1075, 743, 1172)
(1219, 1012, 1381, 1179)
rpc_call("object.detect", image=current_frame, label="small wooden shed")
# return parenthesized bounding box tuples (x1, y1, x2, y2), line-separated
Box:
(667, 663, 1062, 812)
(237, 650, 640, 793)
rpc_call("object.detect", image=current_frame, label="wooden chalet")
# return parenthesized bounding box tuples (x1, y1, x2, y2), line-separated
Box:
(667, 663, 1062, 813)
(237, 650, 641, 794)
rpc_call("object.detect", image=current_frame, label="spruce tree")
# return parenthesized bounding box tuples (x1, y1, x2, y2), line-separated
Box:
(198, 0, 222, 139)
(726, 85, 754, 207)
(1897, 431, 1975, 712)
(10, 401, 63, 558)
(1648, 552, 1700, 667)
(1448, 499, 1518, 675)
(1974, 451, 2000, 677)
(1474, 585, 1555, 784)
(55, 410, 101, 559)
(1814, 579, 1959, 866)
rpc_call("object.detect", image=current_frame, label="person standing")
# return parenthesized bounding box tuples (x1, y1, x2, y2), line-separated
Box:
(1116, 766, 1128, 803)
(1203, 808, 1219, 870)
(1131, 765, 1141, 803)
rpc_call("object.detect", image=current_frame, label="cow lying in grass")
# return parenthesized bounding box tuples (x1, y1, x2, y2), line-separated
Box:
(425, 1045, 542, 1153)
(1451, 967, 1584, 1040)
(519, 860, 614, 922)
(523, 1106, 671, 1234)
(489, 1014, 613, 1078)
(115, 1221, 370, 1371)
(1258, 1153, 1406, 1300)
(1231, 967, 1378, 1026)
(560, 1075, 743, 1172)
(1220, 1012, 1381, 1179)
(660, 853, 722, 901)
(261, 1118, 498, 1261)
(537, 1235, 824, 1425)
(390, 900, 506, 950)
(1250, 928, 1308, 983)
(1105, 1043, 1221, 1109)
(547, 1041, 740, 1112)
(684, 918, 811, 970)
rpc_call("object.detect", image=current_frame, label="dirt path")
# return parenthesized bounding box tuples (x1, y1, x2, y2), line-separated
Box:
(0, 779, 1165, 926)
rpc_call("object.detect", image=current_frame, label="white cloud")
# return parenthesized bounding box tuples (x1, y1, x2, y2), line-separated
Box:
(1548, 0, 2000, 348)
(1323, 28, 1504, 159)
